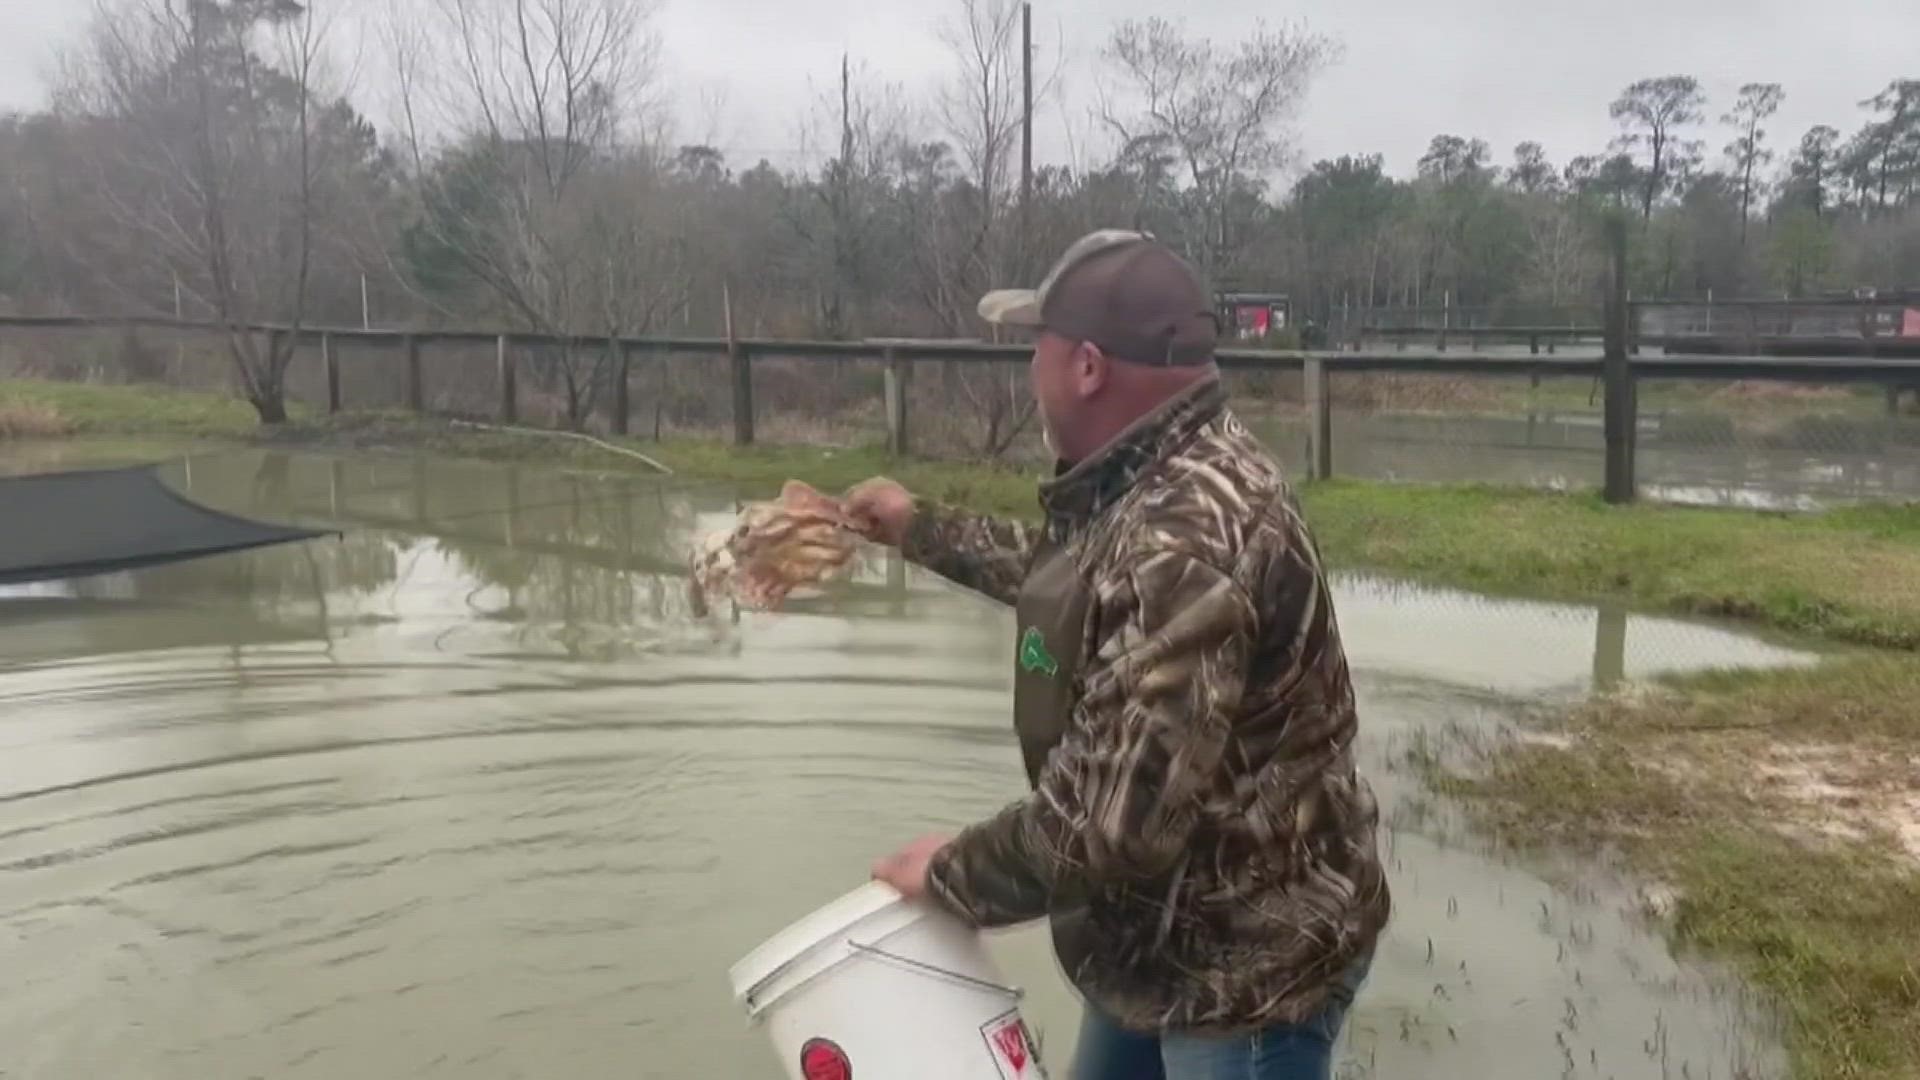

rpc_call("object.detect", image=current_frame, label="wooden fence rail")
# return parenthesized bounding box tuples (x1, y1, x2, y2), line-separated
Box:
(7, 295, 1920, 503)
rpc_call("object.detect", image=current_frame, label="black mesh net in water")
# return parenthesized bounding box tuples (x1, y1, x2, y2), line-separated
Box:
(0, 464, 332, 585)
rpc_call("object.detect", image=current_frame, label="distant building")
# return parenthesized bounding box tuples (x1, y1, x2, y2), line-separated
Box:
(1216, 292, 1290, 339)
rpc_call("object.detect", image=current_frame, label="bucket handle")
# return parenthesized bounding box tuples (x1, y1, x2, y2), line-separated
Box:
(847, 939, 1025, 1001)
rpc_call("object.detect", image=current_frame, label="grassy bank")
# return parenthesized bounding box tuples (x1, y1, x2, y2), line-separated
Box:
(1302, 482, 1920, 650)
(0, 377, 284, 439)
(1427, 657, 1920, 1079)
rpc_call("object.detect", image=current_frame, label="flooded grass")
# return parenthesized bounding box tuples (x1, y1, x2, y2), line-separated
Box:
(1427, 657, 1920, 1079)
(1303, 482, 1920, 651)
(269, 410, 1048, 519)
(9, 376, 1920, 649)
(280, 414, 1920, 653)
(1496, 377, 1890, 419)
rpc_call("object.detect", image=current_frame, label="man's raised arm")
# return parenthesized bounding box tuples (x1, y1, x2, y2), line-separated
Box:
(842, 478, 1039, 607)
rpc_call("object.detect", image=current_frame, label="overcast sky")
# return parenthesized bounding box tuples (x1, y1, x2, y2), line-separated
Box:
(2, 0, 1913, 181)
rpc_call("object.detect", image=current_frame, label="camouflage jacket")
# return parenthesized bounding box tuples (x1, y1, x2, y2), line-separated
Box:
(903, 377, 1391, 1034)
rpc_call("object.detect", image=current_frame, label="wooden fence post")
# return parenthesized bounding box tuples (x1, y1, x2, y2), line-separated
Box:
(730, 343, 754, 445)
(1602, 217, 1637, 505)
(263, 327, 281, 386)
(1304, 356, 1332, 481)
(725, 281, 753, 445)
(652, 343, 668, 441)
(1592, 601, 1628, 690)
(609, 334, 630, 436)
(883, 346, 910, 456)
(496, 334, 517, 423)
(405, 334, 423, 413)
(411, 458, 429, 524)
(321, 331, 341, 414)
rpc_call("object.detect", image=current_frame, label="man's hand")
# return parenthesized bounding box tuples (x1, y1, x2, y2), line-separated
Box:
(841, 477, 915, 547)
(871, 834, 951, 901)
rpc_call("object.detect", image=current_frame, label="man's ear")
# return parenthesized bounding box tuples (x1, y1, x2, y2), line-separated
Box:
(1074, 342, 1110, 397)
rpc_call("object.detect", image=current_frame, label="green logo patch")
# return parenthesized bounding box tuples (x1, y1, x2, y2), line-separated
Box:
(1019, 626, 1059, 678)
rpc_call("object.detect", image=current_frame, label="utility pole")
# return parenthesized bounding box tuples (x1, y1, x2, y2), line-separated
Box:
(1020, 2, 1034, 263)
(840, 53, 853, 174)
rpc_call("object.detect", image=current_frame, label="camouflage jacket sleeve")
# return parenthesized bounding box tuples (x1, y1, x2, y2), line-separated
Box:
(899, 498, 1041, 608)
(924, 549, 1256, 927)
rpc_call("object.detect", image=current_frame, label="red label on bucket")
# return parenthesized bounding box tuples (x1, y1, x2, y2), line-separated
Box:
(799, 1037, 852, 1080)
(981, 1011, 1044, 1079)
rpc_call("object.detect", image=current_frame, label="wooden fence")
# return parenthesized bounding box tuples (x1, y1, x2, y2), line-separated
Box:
(6, 228, 1920, 503)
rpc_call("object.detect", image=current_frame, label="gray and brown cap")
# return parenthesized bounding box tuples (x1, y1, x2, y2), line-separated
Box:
(977, 229, 1218, 366)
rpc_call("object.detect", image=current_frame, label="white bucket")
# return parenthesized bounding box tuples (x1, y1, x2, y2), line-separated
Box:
(728, 881, 1049, 1080)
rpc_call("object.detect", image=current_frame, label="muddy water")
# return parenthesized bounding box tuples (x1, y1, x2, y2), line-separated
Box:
(0, 450, 1806, 1078)
(1248, 410, 1920, 511)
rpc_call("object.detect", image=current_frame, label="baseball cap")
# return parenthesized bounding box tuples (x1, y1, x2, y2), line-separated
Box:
(976, 229, 1218, 366)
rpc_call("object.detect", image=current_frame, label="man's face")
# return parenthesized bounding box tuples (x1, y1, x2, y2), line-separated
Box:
(1028, 331, 1079, 459)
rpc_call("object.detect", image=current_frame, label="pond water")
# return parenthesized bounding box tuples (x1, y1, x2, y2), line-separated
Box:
(0, 450, 1809, 1078)
(1249, 409, 1920, 511)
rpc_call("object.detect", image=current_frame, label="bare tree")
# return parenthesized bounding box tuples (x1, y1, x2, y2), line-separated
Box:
(53, 0, 354, 422)
(779, 55, 914, 337)
(1723, 82, 1783, 244)
(1522, 201, 1595, 307)
(910, 0, 1043, 458)
(1610, 75, 1707, 223)
(930, 0, 1063, 286)
(388, 0, 678, 428)
(1098, 16, 1337, 283)
(935, 0, 1021, 234)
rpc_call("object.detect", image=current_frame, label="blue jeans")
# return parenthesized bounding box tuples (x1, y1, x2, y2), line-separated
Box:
(1068, 953, 1368, 1080)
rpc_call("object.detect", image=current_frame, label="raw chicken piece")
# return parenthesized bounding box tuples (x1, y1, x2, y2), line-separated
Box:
(688, 481, 859, 615)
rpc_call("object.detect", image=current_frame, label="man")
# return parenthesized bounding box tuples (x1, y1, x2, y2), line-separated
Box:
(848, 230, 1390, 1079)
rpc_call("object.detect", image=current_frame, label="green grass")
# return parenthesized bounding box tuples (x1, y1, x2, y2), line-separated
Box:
(1429, 656, 1920, 1079)
(1300, 481, 1920, 650)
(0, 378, 287, 439)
